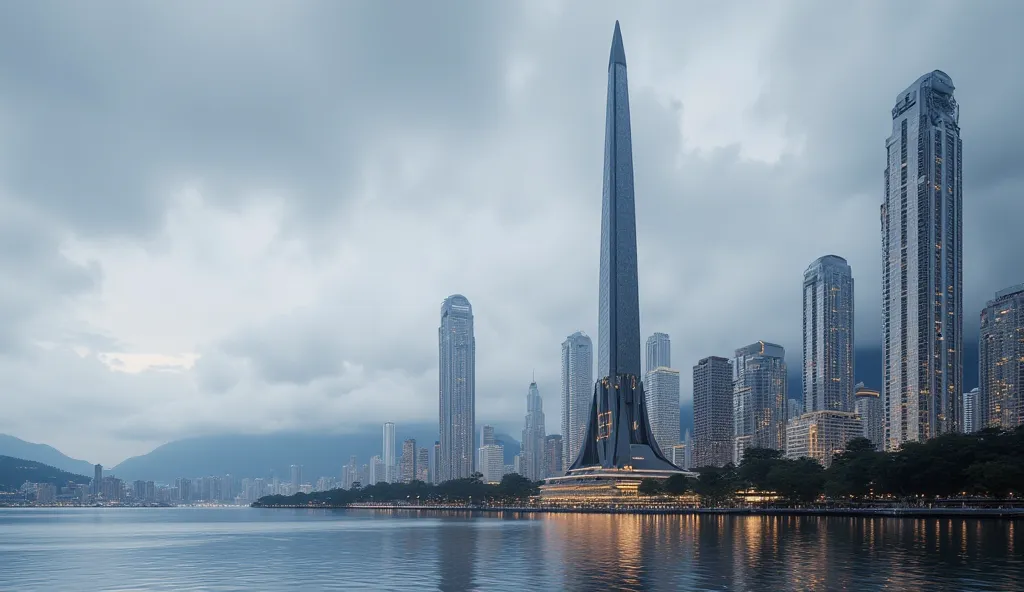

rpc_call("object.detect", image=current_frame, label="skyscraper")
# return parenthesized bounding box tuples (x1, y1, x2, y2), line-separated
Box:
(963, 387, 981, 434)
(290, 464, 302, 492)
(382, 422, 396, 484)
(481, 424, 495, 448)
(439, 294, 476, 480)
(416, 447, 430, 483)
(521, 380, 547, 481)
(693, 356, 733, 467)
(544, 434, 564, 477)
(882, 70, 963, 449)
(855, 383, 885, 451)
(401, 439, 416, 484)
(432, 441, 441, 485)
(646, 332, 671, 374)
(92, 464, 102, 496)
(566, 21, 677, 474)
(560, 330, 593, 470)
(478, 443, 504, 484)
(979, 284, 1024, 429)
(644, 366, 681, 452)
(802, 255, 854, 413)
(370, 455, 385, 485)
(733, 342, 788, 451)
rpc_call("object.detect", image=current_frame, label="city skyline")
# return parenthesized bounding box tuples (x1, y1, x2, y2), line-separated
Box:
(2, 4, 1023, 466)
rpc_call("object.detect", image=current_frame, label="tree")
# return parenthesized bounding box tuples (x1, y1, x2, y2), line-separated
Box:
(825, 437, 882, 499)
(967, 460, 1024, 498)
(495, 473, 537, 500)
(663, 473, 692, 495)
(693, 465, 739, 507)
(768, 458, 825, 504)
(738, 448, 783, 491)
(638, 478, 662, 496)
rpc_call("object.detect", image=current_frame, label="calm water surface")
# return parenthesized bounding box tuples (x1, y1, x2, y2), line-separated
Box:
(0, 508, 1022, 591)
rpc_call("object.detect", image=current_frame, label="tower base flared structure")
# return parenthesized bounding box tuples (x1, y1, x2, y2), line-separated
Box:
(539, 375, 692, 503)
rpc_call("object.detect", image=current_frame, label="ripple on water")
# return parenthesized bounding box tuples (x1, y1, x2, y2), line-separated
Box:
(0, 509, 1021, 591)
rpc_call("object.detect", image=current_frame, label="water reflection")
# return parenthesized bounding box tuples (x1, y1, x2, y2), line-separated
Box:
(537, 512, 1023, 592)
(437, 518, 476, 591)
(0, 509, 1021, 591)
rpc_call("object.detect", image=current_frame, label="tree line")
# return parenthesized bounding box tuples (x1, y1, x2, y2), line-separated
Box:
(642, 427, 1024, 505)
(255, 472, 539, 507)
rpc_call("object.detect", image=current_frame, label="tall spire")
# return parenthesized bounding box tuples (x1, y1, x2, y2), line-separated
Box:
(609, 20, 626, 68)
(566, 21, 678, 473)
(597, 18, 640, 380)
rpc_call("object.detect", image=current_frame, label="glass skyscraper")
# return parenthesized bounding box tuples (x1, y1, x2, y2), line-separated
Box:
(802, 255, 854, 413)
(560, 331, 593, 470)
(979, 284, 1024, 429)
(733, 341, 788, 452)
(439, 294, 475, 481)
(881, 70, 963, 449)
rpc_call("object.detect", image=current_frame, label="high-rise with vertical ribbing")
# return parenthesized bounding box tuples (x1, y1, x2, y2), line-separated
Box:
(881, 71, 963, 449)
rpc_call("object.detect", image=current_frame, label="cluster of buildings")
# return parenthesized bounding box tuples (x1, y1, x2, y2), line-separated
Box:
(683, 72, 1023, 469)
(47, 26, 1018, 504)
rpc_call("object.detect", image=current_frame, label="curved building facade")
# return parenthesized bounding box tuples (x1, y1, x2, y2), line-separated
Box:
(980, 284, 1024, 429)
(881, 70, 963, 449)
(439, 294, 475, 481)
(802, 255, 854, 413)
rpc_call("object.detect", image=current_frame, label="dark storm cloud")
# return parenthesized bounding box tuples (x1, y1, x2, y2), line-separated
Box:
(1, 1, 1023, 462)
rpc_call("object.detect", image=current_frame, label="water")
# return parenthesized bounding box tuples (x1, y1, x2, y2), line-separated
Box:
(0, 508, 1022, 591)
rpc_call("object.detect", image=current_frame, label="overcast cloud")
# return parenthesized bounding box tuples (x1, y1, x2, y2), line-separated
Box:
(1, 1, 1022, 465)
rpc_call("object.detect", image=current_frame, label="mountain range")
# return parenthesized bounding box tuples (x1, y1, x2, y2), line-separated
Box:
(0, 455, 90, 491)
(107, 426, 522, 483)
(0, 434, 95, 477)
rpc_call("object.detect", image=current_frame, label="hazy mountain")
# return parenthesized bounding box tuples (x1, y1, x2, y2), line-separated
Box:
(0, 434, 94, 476)
(110, 425, 521, 483)
(0, 455, 90, 491)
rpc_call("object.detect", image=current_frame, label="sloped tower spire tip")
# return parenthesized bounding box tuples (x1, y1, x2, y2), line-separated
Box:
(609, 20, 626, 68)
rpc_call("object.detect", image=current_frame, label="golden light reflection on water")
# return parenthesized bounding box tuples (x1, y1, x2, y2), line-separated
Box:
(522, 512, 1022, 592)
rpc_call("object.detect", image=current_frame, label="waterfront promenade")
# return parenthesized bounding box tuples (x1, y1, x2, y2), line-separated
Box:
(254, 502, 1024, 519)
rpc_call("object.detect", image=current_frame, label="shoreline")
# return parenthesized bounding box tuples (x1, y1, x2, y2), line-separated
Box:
(251, 504, 1024, 519)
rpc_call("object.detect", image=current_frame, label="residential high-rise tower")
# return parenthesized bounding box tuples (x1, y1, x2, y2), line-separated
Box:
(439, 294, 476, 480)
(882, 71, 963, 449)
(979, 284, 1024, 429)
(382, 422, 396, 483)
(854, 383, 885, 450)
(693, 356, 734, 467)
(733, 342, 788, 452)
(560, 331, 593, 470)
(803, 255, 855, 413)
(645, 366, 681, 452)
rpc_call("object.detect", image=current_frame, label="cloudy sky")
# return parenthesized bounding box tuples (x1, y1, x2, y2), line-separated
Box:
(1, 1, 1022, 465)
